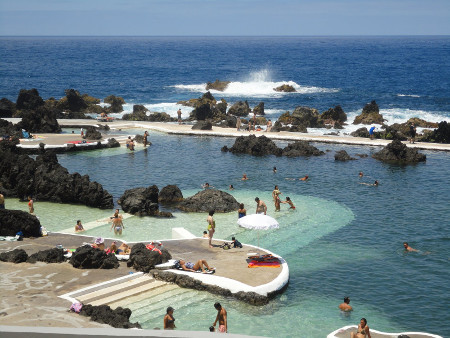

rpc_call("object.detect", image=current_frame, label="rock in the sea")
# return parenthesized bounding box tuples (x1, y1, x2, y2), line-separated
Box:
(291, 106, 322, 128)
(420, 121, 450, 143)
(273, 84, 296, 92)
(0, 248, 28, 263)
(159, 185, 183, 204)
(64, 89, 88, 112)
(177, 189, 240, 213)
(372, 139, 426, 163)
(27, 248, 65, 263)
(282, 141, 325, 157)
(104, 95, 125, 113)
(206, 80, 230, 92)
(334, 150, 356, 161)
(192, 120, 212, 130)
(223, 135, 282, 156)
(127, 243, 171, 273)
(353, 100, 384, 125)
(253, 102, 265, 115)
(0, 209, 42, 237)
(320, 105, 347, 124)
(80, 304, 141, 329)
(118, 185, 159, 216)
(122, 105, 148, 121)
(69, 245, 119, 269)
(227, 101, 251, 117)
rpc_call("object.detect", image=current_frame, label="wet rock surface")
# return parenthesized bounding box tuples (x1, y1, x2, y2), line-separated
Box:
(118, 185, 159, 216)
(158, 185, 183, 204)
(335, 150, 356, 161)
(282, 141, 325, 157)
(177, 189, 240, 213)
(372, 139, 426, 163)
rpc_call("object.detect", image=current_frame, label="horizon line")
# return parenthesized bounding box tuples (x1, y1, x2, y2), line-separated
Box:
(1, 34, 450, 38)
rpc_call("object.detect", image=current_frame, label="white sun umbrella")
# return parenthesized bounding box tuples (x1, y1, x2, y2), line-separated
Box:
(237, 214, 279, 254)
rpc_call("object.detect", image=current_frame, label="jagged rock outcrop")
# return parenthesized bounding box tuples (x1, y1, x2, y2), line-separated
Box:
(205, 80, 230, 92)
(177, 189, 240, 213)
(122, 105, 148, 121)
(64, 89, 88, 112)
(0, 98, 16, 118)
(16, 89, 45, 111)
(273, 84, 296, 92)
(158, 185, 183, 204)
(0, 119, 21, 139)
(104, 95, 125, 113)
(271, 120, 307, 133)
(253, 102, 265, 115)
(69, 245, 119, 269)
(353, 100, 384, 125)
(372, 139, 426, 163)
(0, 249, 28, 263)
(27, 248, 65, 263)
(419, 121, 450, 143)
(0, 149, 113, 209)
(281, 141, 325, 157)
(320, 105, 347, 124)
(127, 243, 171, 273)
(80, 304, 141, 329)
(118, 186, 159, 216)
(227, 101, 251, 117)
(222, 135, 282, 156)
(0, 209, 42, 237)
(192, 120, 212, 130)
(146, 112, 174, 122)
(334, 150, 356, 161)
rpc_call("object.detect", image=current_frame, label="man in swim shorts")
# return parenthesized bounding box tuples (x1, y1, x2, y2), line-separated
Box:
(213, 302, 227, 333)
(255, 197, 267, 215)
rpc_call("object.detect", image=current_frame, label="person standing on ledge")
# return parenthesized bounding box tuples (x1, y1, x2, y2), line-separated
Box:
(338, 297, 353, 312)
(207, 210, 215, 248)
(213, 302, 227, 333)
(177, 108, 182, 125)
(409, 122, 416, 144)
(0, 193, 5, 209)
(369, 126, 376, 140)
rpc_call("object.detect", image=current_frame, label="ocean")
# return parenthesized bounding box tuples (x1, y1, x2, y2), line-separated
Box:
(1, 36, 449, 337)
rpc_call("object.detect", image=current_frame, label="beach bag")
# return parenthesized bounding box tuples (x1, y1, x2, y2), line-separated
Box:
(69, 302, 82, 313)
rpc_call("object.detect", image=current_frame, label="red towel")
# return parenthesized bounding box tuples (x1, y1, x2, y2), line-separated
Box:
(248, 260, 280, 268)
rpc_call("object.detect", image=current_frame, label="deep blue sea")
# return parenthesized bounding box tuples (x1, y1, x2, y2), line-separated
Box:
(1, 37, 449, 337)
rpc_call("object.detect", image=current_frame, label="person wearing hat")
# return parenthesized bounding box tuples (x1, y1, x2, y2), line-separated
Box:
(93, 237, 105, 251)
(163, 306, 176, 330)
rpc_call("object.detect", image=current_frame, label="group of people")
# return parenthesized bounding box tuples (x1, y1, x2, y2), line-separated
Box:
(91, 237, 131, 254)
(164, 302, 227, 333)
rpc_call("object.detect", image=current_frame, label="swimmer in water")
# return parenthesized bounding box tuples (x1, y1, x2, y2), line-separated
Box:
(403, 242, 418, 252)
(299, 175, 309, 181)
(359, 180, 378, 187)
(281, 196, 295, 210)
(241, 173, 248, 180)
(338, 297, 353, 312)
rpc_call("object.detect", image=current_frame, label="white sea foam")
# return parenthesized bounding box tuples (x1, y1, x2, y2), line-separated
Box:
(397, 94, 421, 98)
(173, 69, 338, 98)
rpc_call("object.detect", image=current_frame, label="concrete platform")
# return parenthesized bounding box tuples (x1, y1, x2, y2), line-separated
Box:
(328, 325, 443, 338)
(6, 118, 450, 152)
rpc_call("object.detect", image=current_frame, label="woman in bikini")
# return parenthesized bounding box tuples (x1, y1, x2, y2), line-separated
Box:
(163, 307, 176, 330)
(351, 318, 371, 338)
(75, 220, 85, 232)
(207, 210, 215, 248)
(178, 259, 215, 273)
(238, 203, 246, 219)
(110, 209, 124, 235)
(27, 196, 34, 214)
(272, 185, 282, 212)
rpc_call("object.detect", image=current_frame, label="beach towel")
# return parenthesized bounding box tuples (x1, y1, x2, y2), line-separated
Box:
(248, 260, 281, 268)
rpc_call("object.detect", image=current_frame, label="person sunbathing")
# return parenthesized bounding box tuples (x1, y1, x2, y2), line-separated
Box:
(177, 259, 215, 273)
